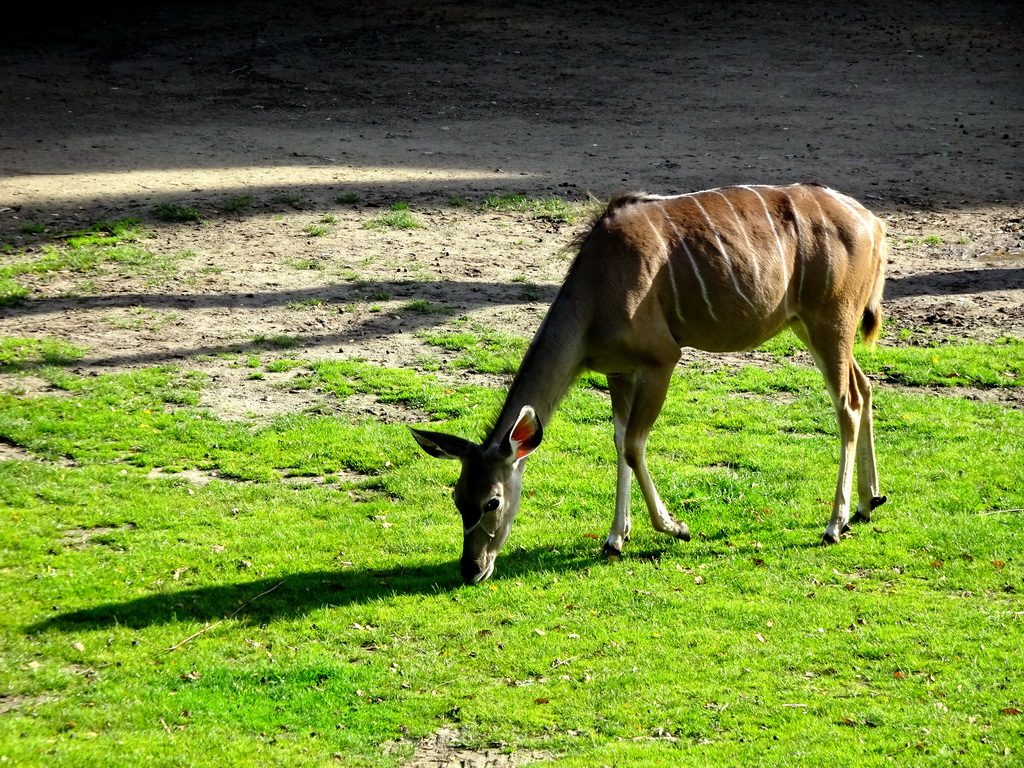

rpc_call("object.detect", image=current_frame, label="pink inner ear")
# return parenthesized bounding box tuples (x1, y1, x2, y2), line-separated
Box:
(511, 419, 536, 458)
(511, 420, 534, 446)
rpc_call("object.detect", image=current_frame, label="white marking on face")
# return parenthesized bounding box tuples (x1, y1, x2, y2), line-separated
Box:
(463, 515, 496, 537)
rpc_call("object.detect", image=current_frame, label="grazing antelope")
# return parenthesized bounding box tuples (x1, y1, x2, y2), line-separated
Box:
(411, 183, 887, 584)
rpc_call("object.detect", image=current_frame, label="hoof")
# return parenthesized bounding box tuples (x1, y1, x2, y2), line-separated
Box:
(602, 543, 622, 561)
(822, 531, 841, 546)
(853, 495, 887, 524)
(675, 522, 691, 542)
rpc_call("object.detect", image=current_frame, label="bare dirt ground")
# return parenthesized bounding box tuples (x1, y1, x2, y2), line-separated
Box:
(0, 0, 1022, 762)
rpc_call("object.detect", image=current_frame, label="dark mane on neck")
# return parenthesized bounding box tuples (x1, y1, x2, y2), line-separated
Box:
(562, 192, 649, 256)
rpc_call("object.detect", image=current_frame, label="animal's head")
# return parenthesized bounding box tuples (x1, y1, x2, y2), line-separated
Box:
(409, 406, 543, 584)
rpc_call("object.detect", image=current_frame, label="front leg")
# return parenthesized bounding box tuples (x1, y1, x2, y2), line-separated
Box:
(615, 365, 690, 545)
(603, 412, 632, 557)
(603, 377, 639, 557)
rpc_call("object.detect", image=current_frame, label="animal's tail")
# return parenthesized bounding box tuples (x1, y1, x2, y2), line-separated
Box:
(860, 229, 887, 346)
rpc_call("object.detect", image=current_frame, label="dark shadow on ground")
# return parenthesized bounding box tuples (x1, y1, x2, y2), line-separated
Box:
(24, 545, 597, 635)
(885, 267, 1024, 299)
(0, 280, 560, 368)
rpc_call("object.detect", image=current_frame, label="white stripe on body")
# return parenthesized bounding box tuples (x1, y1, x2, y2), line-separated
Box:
(712, 190, 762, 287)
(688, 196, 758, 312)
(803, 192, 834, 300)
(663, 213, 718, 322)
(642, 211, 688, 328)
(820, 186, 876, 253)
(741, 185, 790, 316)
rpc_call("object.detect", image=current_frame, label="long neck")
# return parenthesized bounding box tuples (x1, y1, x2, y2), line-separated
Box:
(487, 298, 587, 445)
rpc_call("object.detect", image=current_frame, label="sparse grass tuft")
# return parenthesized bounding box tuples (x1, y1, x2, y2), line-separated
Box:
(253, 333, 300, 350)
(104, 306, 180, 331)
(420, 325, 530, 374)
(0, 218, 186, 291)
(304, 223, 331, 237)
(362, 204, 423, 231)
(0, 278, 29, 307)
(482, 192, 581, 223)
(286, 298, 325, 310)
(223, 193, 255, 212)
(271, 191, 303, 207)
(153, 202, 202, 222)
(402, 299, 452, 316)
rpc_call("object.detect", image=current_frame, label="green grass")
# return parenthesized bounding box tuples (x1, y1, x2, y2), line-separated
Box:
(271, 192, 303, 207)
(0, 219, 190, 302)
(0, 278, 29, 307)
(286, 298, 325, 310)
(223, 194, 255, 212)
(152, 203, 202, 223)
(104, 307, 180, 331)
(420, 325, 531, 374)
(63, 219, 144, 248)
(863, 336, 1024, 387)
(481, 193, 583, 224)
(401, 299, 452, 317)
(362, 204, 423, 231)
(252, 334, 301, 350)
(1, 333, 1022, 766)
(0, 337, 88, 370)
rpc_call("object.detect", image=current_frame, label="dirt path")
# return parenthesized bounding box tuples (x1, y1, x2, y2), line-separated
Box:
(2, 0, 1022, 422)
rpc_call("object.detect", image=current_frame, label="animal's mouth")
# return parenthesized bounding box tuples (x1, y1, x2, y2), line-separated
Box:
(463, 558, 495, 585)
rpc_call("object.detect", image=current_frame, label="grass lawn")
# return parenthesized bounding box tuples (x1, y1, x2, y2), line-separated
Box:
(1, 333, 1022, 766)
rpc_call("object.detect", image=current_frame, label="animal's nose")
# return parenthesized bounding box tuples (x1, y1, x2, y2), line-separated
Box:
(460, 556, 493, 585)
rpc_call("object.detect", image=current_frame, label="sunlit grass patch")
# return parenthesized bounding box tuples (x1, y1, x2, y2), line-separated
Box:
(481, 192, 583, 223)
(0, 277, 29, 307)
(420, 325, 530, 375)
(0, 337, 88, 371)
(863, 336, 1024, 387)
(0, 335, 1021, 767)
(362, 204, 423, 231)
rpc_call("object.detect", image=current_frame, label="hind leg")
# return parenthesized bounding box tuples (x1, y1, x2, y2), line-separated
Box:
(850, 358, 886, 522)
(795, 323, 862, 544)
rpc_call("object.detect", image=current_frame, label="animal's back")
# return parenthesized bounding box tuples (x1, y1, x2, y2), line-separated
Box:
(562, 184, 885, 356)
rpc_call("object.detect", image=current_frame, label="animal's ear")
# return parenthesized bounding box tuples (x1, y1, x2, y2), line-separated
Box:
(408, 427, 474, 461)
(503, 405, 543, 463)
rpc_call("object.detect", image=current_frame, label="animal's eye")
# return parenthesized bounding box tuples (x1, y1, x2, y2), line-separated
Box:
(483, 497, 501, 513)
